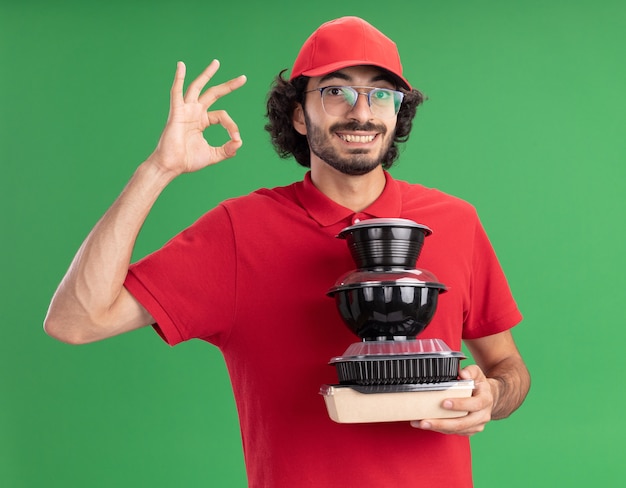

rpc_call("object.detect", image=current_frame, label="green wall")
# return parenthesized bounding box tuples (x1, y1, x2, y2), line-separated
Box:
(2, 0, 625, 486)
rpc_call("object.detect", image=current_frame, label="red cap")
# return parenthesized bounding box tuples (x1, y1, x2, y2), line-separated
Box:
(290, 17, 411, 90)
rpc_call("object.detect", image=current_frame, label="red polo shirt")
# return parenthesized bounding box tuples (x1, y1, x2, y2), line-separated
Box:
(124, 171, 522, 487)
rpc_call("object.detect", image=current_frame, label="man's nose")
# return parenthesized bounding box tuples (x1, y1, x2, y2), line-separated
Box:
(347, 92, 374, 121)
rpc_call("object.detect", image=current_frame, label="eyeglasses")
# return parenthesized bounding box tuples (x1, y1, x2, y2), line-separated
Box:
(305, 86, 404, 119)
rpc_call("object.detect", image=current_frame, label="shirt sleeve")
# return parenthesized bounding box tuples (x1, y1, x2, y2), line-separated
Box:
(123, 204, 238, 347)
(462, 217, 523, 339)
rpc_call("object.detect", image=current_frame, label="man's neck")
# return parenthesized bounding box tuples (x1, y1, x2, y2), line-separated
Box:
(310, 163, 386, 213)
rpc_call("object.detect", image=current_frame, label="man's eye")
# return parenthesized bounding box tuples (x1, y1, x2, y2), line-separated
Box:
(373, 89, 391, 100)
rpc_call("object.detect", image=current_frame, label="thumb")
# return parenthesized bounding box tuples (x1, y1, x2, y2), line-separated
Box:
(221, 132, 243, 159)
(459, 364, 483, 381)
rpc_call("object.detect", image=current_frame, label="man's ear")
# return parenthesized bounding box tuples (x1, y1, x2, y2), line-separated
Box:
(292, 103, 307, 135)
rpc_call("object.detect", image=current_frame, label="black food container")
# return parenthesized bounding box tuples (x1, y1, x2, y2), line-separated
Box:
(327, 268, 447, 340)
(337, 218, 431, 269)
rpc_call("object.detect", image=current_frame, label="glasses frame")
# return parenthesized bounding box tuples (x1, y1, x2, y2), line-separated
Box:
(305, 85, 405, 119)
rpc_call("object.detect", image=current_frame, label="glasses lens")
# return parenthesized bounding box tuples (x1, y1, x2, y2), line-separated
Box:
(320, 86, 403, 119)
(320, 87, 356, 116)
(370, 88, 403, 118)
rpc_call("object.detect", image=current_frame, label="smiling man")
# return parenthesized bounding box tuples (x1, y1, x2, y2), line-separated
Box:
(45, 16, 530, 487)
(296, 67, 401, 176)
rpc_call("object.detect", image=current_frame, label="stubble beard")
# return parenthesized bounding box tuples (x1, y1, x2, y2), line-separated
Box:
(304, 113, 393, 176)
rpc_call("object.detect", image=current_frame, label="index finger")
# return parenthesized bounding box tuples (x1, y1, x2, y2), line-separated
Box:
(198, 74, 247, 109)
(184, 59, 221, 103)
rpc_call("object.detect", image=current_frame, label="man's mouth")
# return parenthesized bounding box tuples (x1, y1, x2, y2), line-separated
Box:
(337, 133, 377, 143)
(332, 122, 386, 145)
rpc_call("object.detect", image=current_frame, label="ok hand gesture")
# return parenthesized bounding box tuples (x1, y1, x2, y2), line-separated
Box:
(148, 60, 247, 176)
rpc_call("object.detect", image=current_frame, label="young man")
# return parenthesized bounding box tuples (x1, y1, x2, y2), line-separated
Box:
(45, 16, 530, 487)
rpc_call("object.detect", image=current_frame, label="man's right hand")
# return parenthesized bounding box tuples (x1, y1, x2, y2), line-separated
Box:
(147, 60, 247, 177)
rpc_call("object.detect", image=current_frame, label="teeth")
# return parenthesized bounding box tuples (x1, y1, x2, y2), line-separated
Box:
(340, 134, 375, 143)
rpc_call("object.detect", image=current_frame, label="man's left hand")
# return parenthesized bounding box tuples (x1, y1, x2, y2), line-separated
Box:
(410, 365, 496, 436)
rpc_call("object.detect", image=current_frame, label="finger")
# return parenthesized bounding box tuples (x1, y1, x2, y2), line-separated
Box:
(210, 136, 243, 163)
(441, 394, 483, 414)
(207, 109, 241, 139)
(170, 61, 186, 109)
(220, 137, 244, 159)
(411, 416, 464, 434)
(412, 412, 486, 436)
(410, 384, 491, 435)
(460, 364, 483, 380)
(184, 59, 221, 103)
(199, 74, 247, 109)
(206, 110, 243, 160)
(412, 399, 489, 433)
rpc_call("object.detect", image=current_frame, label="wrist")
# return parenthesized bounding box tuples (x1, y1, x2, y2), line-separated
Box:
(487, 377, 505, 419)
(138, 156, 180, 187)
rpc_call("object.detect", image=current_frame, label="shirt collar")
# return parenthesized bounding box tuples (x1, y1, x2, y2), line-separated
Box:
(295, 171, 403, 227)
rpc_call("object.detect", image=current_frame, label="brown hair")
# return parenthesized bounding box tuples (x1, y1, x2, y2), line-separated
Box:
(264, 70, 425, 169)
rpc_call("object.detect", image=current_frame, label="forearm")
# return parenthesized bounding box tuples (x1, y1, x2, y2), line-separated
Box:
(45, 61, 246, 344)
(485, 355, 531, 420)
(44, 160, 175, 343)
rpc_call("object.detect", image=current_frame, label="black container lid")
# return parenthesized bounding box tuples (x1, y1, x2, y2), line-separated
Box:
(337, 218, 432, 239)
(327, 268, 447, 295)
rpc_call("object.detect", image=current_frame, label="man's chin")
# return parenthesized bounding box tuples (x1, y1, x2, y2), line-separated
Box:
(310, 143, 384, 176)
(324, 159, 381, 176)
